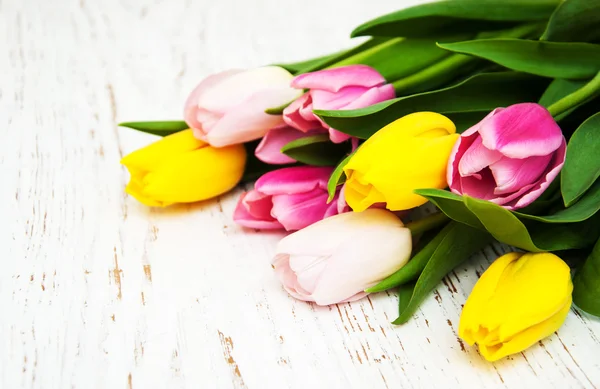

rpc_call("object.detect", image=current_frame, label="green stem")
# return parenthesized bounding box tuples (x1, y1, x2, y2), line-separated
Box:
(405, 212, 449, 236)
(547, 71, 600, 117)
(391, 53, 474, 94)
(330, 38, 404, 68)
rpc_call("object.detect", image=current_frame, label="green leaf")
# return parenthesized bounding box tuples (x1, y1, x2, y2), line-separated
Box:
(573, 237, 600, 317)
(119, 121, 188, 136)
(281, 135, 349, 167)
(464, 196, 600, 251)
(326, 152, 354, 202)
(397, 283, 417, 318)
(417, 189, 600, 251)
(542, 0, 600, 43)
(392, 222, 492, 324)
(561, 112, 600, 206)
(315, 72, 550, 139)
(351, 0, 559, 38)
(367, 221, 453, 293)
(415, 189, 484, 229)
(438, 39, 600, 79)
(520, 180, 600, 223)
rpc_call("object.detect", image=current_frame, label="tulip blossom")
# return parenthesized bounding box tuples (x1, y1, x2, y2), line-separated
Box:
(448, 103, 566, 210)
(234, 166, 348, 231)
(121, 129, 246, 207)
(255, 126, 327, 165)
(344, 112, 459, 212)
(184, 66, 301, 147)
(272, 209, 412, 305)
(460, 252, 572, 362)
(283, 65, 395, 143)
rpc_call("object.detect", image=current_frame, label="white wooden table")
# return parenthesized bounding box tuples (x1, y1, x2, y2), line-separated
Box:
(1, 0, 599, 388)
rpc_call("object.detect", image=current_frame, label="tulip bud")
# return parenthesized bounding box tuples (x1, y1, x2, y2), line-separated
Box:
(283, 65, 395, 143)
(184, 66, 301, 147)
(459, 252, 573, 362)
(272, 209, 412, 305)
(447, 103, 566, 210)
(343, 112, 459, 212)
(233, 166, 348, 231)
(121, 129, 246, 207)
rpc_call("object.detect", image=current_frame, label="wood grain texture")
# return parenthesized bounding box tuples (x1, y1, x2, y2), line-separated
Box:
(1, 0, 599, 388)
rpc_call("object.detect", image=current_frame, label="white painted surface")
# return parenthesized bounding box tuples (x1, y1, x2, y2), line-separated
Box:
(1, 0, 599, 388)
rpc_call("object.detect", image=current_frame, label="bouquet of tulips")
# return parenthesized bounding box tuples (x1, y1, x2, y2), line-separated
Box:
(119, 0, 600, 362)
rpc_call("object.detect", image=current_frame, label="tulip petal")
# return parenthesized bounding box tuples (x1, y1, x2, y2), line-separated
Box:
(459, 252, 523, 345)
(233, 191, 283, 230)
(504, 139, 566, 210)
(310, 87, 370, 111)
(271, 190, 331, 231)
(196, 66, 296, 113)
(255, 166, 333, 195)
(342, 84, 395, 110)
(458, 136, 503, 177)
(140, 143, 246, 205)
(458, 168, 498, 201)
(184, 69, 243, 130)
(283, 93, 322, 132)
(489, 154, 552, 195)
(479, 103, 563, 158)
(289, 254, 329, 294)
(477, 296, 572, 361)
(291, 65, 386, 92)
(255, 126, 319, 165)
(121, 129, 205, 173)
(205, 88, 300, 147)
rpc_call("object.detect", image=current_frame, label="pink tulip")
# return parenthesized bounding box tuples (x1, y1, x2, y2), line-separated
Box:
(184, 66, 301, 147)
(447, 103, 566, 210)
(233, 166, 348, 231)
(254, 126, 327, 165)
(283, 65, 395, 143)
(272, 209, 412, 305)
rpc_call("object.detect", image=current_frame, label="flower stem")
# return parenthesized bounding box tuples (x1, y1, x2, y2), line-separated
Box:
(406, 212, 449, 236)
(547, 71, 600, 118)
(391, 54, 474, 94)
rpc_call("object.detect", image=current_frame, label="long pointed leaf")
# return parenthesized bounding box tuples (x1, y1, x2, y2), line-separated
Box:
(351, 0, 559, 38)
(438, 39, 600, 79)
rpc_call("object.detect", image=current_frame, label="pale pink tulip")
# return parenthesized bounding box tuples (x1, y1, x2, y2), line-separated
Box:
(272, 209, 412, 305)
(184, 66, 301, 147)
(283, 65, 395, 143)
(254, 126, 327, 165)
(448, 103, 566, 210)
(233, 166, 348, 231)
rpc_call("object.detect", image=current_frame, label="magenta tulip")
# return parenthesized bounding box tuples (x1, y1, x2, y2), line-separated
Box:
(233, 166, 348, 231)
(184, 66, 301, 147)
(447, 103, 566, 210)
(283, 65, 395, 143)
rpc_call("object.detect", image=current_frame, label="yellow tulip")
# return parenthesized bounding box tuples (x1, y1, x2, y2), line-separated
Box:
(121, 129, 246, 207)
(343, 112, 458, 212)
(459, 252, 573, 362)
